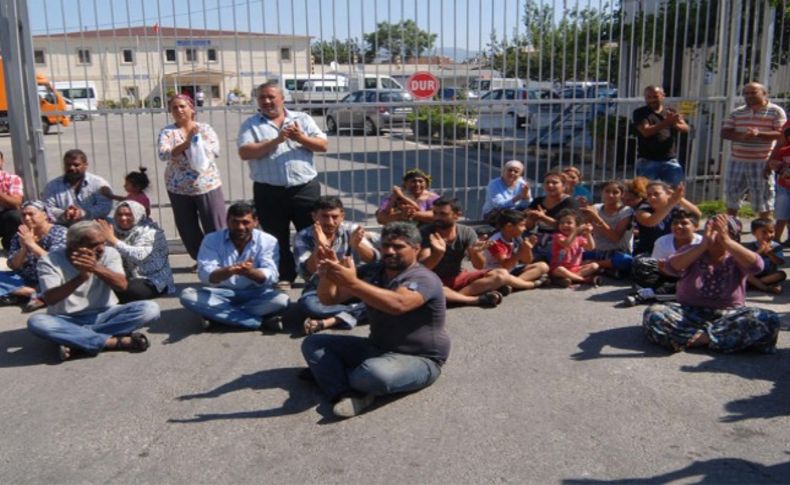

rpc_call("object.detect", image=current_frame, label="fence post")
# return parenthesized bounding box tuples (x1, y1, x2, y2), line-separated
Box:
(759, 1, 776, 88)
(0, 0, 48, 198)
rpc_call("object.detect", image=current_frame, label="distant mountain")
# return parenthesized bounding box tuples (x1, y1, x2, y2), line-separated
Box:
(433, 47, 480, 62)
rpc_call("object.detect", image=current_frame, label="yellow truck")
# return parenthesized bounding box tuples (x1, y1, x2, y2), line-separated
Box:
(0, 60, 70, 134)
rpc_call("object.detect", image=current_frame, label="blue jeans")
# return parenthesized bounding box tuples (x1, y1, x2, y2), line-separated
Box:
(636, 158, 685, 186)
(27, 301, 160, 354)
(301, 334, 442, 401)
(297, 291, 366, 329)
(180, 285, 290, 329)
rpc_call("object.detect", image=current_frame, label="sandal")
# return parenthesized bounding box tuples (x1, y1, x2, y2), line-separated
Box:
(477, 290, 503, 308)
(304, 318, 326, 335)
(110, 332, 150, 353)
(22, 298, 46, 313)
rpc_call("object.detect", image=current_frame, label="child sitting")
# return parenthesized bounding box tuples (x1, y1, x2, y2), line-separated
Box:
(483, 209, 550, 291)
(745, 218, 786, 294)
(101, 167, 152, 217)
(580, 179, 634, 277)
(550, 209, 601, 287)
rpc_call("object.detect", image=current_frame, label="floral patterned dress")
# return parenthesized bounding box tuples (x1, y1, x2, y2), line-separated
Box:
(158, 122, 223, 196)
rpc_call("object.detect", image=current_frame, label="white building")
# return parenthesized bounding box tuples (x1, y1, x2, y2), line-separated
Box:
(32, 26, 311, 105)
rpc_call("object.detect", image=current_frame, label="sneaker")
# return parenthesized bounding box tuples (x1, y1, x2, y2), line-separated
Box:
(275, 280, 292, 291)
(260, 314, 284, 333)
(624, 295, 638, 307)
(200, 318, 213, 330)
(332, 393, 374, 418)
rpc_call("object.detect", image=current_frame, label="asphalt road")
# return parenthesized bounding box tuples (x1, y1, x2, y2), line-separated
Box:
(0, 251, 788, 484)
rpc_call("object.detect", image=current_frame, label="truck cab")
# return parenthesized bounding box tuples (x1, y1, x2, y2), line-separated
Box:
(0, 61, 70, 134)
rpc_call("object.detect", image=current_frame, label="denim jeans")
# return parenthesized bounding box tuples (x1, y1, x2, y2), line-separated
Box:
(635, 158, 685, 186)
(27, 301, 160, 354)
(180, 285, 290, 329)
(301, 334, 442, 401)
(297, 291, 366, 329)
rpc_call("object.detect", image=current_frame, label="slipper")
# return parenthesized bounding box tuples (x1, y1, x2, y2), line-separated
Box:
(110, 332, 150, 353)
(304, 318, 325, 335)
(478, 290, 503, 308)
(22, 298, 46, 313)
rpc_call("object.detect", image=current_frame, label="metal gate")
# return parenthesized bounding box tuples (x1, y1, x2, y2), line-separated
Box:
(1, 0, 788, 237)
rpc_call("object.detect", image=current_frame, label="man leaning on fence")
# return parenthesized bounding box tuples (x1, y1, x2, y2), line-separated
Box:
(237, 81, 328, 290)
(721, 82, 787, 219)
(632, 85, 690, 187)
(42, 149, 112, 226)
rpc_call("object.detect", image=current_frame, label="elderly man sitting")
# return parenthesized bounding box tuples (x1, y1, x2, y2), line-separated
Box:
(180, 202, 290, 331)
(27, 221, 160, 361)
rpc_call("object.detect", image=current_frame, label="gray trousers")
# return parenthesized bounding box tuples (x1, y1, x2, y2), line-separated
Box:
(167, 187, 227, 259)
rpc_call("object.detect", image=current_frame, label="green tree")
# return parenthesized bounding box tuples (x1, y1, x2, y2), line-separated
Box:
(362, 20, 437, 62)
(489, 1, 620, 84)
(311, 38, 363, 65)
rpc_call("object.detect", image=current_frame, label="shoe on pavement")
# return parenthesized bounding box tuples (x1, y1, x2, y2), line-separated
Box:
(0, 294, 23, 306)
(260, 314, 284, 333)
(332, 393, 374, 418)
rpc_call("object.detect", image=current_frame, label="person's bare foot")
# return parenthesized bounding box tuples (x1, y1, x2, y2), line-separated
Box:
(769, 284, 782, 295)
(687, 330, 710, 348)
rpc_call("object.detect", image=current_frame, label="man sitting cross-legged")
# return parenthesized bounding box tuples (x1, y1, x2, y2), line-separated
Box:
(418, 196, 513, 307)
(180, 202, 290, 332)
(295, 196, 379, 335)
(27, 221, 160, 361)
(301, 222, 449, 418)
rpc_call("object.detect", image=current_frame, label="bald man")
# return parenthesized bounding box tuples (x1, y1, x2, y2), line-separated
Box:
(721, 82, 787, 219)
(633, 85, 690, 187)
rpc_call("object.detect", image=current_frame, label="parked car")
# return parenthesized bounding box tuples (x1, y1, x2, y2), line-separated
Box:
(475, 88, 540, 127)
(325, 89, 414, 135)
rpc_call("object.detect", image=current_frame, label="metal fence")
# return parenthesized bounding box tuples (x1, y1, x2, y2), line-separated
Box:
(1, 0, 788, 237)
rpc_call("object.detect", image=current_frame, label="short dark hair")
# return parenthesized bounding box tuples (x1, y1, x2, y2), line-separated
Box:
(63, 148, 87, 164)
(432, 196, 462, 213)
(671, 209, 700, 225)
(257, 81, 283, 97)
(227, 201, 257, 219)
(751, 217, 775, 233)
(381, 222, 421, 246)
(125, 167, 150, 191)
(313, 196, 344, 212)
(496, 209, 526, 228)
(556, 208, 580, 224)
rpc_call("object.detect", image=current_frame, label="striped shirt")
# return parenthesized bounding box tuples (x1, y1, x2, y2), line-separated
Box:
(722, 102, 786, 161)
(237, 110, 326, 187)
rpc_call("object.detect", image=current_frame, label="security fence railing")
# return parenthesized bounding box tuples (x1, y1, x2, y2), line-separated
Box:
(1, 0, 788, 238)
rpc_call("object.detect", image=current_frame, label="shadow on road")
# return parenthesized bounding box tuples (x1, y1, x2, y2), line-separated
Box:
(680, 348, 790, 422)
(0, 327, 61, 367)
(571, 325, 670, 360)
(562, 457, 790, 484)
(168, 366, 324, 422)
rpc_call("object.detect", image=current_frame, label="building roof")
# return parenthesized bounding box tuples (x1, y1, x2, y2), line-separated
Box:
(34, 26, 310, 40)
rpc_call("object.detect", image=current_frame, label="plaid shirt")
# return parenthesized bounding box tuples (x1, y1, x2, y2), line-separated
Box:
(0, 170, 24, 200)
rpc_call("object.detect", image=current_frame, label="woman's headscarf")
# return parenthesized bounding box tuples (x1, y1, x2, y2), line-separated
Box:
(403, 168, 432, 186)
(112, 200, 148, 240)
(21, 200, 51, 223)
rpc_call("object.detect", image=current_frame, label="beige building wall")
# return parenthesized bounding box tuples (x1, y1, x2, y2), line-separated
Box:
(32, 29, 310, 104)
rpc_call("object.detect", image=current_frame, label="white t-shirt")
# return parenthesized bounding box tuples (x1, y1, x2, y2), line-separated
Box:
(651, 233, 702, 260)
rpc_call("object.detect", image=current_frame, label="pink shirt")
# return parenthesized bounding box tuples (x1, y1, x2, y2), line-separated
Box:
(126, 192, 151, 217)
(550, 233, 587, 272)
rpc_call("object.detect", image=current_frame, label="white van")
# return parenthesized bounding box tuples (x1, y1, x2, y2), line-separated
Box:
(54, 81, 98, 120)
(467, 78, 526, 98)
(347, 74, 403, 91)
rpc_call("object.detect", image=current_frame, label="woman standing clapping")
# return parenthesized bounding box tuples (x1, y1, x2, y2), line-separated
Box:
(158, 94, 226, 261)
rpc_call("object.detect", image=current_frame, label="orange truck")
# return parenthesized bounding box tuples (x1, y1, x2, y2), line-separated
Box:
(0, 59, 70, 134)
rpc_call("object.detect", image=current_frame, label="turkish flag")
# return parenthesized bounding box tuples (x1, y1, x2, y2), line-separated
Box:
(152, 23, 159, 34)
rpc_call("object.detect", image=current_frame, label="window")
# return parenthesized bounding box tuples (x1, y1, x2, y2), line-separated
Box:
(122, 48, 135, 64)
(381, 78, 400, 89)
(207, 48, 218, 62)
(165, 48, 176, 63)
(279, 47, 292, 62)
(185, 48, 197, 62)
(210, 85, 220, 98)
(34, 49, 46, 65)
(364, 78, 377, 89)
(77, 48, 91, 65)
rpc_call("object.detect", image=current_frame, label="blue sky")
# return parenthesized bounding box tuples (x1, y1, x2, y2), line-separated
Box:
(27, 0, 544, 56)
